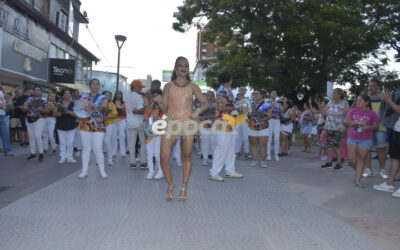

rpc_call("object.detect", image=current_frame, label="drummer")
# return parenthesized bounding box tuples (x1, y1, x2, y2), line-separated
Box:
(76, 79, 109, 179)
(143, 89, 165, 180)
(234, 86, 251, 160)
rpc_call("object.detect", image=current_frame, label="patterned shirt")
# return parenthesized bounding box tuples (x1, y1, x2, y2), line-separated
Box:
(24, 97, 48, 119)
(325, 100, 346, 131)
(78, 93, 108, 132)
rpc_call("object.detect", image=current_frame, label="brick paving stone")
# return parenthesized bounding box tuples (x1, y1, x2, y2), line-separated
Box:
(0, 152, 382, 250)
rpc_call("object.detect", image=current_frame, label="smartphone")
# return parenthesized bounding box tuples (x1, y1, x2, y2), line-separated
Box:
(382, 86, 385, 94)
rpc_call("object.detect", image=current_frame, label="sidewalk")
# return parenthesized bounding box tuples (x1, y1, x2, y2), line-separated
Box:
(0, 145, 392, 249)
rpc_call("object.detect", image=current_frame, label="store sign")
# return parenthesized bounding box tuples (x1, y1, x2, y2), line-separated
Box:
(1, 32, 48, 80)
(49, 59, 75, 83)
(13, 40, 42, 62)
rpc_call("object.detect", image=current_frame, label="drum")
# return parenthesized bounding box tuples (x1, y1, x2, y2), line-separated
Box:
(73, 100, 91, 118)
(234, 99, 252, 114)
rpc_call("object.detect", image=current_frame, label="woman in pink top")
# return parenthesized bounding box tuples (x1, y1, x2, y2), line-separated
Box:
(344, 94, 378, 187)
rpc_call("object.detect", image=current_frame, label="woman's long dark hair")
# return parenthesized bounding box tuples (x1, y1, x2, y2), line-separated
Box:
(113, 90, 124, 104)
(171, 56, 191, 82)
(359, 94, 372, 110)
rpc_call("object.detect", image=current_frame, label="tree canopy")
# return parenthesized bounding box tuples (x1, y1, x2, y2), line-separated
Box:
(173, 0, 400, 101)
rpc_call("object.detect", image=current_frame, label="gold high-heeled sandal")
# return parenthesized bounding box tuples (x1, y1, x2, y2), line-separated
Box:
(178, 187, 187, 201)
(166, 185, 174, 201)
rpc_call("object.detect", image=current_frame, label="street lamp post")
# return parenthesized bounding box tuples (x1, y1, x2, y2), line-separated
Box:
(115, 35, 127, 93)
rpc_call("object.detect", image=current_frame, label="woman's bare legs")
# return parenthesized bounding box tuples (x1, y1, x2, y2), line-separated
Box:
(354, 146, 369, 184)
(179, 136, 194, 200)
(249, 136, 259, 161)
(259, 136, 268, 159)
(160, 135, 178, 199)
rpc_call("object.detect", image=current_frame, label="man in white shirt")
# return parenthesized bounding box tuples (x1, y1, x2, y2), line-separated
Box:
(126, 80, 147, 169)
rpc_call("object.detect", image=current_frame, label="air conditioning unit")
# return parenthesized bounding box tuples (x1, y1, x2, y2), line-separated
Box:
(56, 11, 67, 32)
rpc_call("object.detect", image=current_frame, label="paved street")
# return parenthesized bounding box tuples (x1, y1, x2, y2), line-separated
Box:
(0, 144, 399, 249)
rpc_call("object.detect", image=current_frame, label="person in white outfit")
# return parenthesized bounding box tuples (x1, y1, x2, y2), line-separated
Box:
(143, 89, 164, 180)
(71, 89, 82, 156)
(235, 86, 250, 159)
(209, 70, 243, 181)
(42, 92, 57, 153)
(54, 90, 77, 163)
(103, 91, 118, 166)
(112, 90, 127, 157)
(77, 79, 109, 179)
(200, 91, 216, 166)
(126, 80, 147, 169)
(267, 90, 285, 161)
(23, 86, 50, 162)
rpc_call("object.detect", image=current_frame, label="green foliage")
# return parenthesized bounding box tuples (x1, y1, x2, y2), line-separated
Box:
(173, 0, 400, 102)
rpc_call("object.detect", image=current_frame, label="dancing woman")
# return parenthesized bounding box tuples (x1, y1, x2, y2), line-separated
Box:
(154, 56, 208, 201)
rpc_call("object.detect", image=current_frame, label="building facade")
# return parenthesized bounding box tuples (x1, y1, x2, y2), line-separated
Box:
(193, 29, 216, 92)
(0, 0, 98, 94)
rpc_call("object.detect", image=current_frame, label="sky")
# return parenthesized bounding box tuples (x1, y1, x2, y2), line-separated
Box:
(78, 0, 197, 83)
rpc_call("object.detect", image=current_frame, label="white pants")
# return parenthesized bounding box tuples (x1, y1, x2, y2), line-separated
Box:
(80, 131, 106, 175)
(210, 132, 237, 175)
(235, 123, 250, 154)
(74, 127, 82, 150)
(128, 125, 146, 164)
(58, 129, 75, 159)
(112, 119, 127, 156)
(104, 123, 116, 161)
(200, 128, 214, 159)
(171, 136, 182, 165)
(146, 136, 161, 173)
(267, 119, 281, 156)
(43, 117, 56, 151)
(26, 118, 46, 154)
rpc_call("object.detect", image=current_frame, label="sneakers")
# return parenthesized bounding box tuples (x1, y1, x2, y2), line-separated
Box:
(321, 163, 332, 168)
(226, 172, 243, 178)
(209, 174, 224, 181)
(153, 171, 164, 180)
(373, 182, 396, 192)
(392, 189, 400, 198)
(201, 159, 208, 166)
(362, 168, 373, 177)
(266, 155, 271, 161)
(100, 171, 108, 179)
(235, 152, 240, 159)
(247, 154, 253, 160)
(379, 170, 389, 180)
(108, 160, 114, 166)
(260, 161, 268, 168)
(140, 163, 148, 170)
(67, 158, 77, 163)
(333, 163, 342, 170)
(59, 158, 66, 164)
(274, 155, 280, 161)
(27, 154, 36, 160)
(146, 171, 154, 180)
(320, 155, 327, 160)
(130, 163, 136, 169)
(38, 154, 44, 162)
(78, 172, 88, 178)
(250, 160, 258, 167)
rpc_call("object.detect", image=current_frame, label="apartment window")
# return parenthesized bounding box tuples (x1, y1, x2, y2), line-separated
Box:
(201, 42, 207, 46)
(56, 10, 67, 32)
(201, 49, 207, 53)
